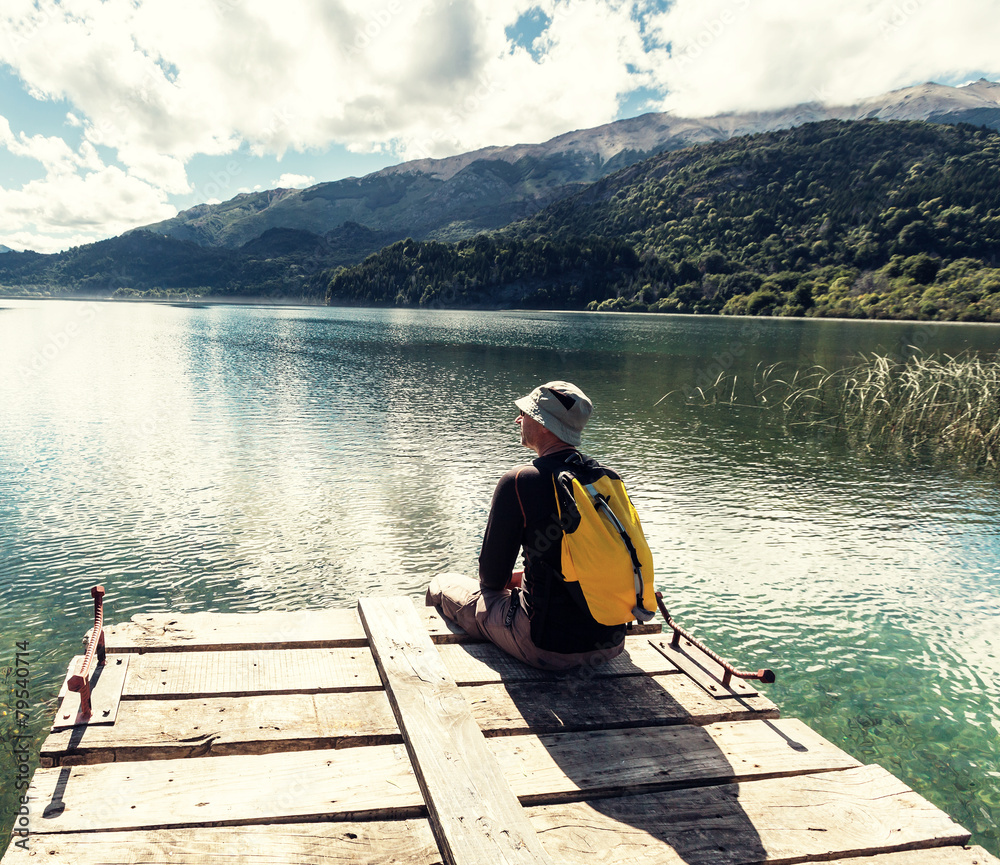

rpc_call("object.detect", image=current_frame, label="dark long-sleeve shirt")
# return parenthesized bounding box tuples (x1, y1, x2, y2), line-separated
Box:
(478, 450, 627, 654)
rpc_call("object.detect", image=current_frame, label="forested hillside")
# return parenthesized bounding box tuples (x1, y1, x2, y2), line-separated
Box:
(0, 223, 398, 300)
(328, 120, 1000, 321)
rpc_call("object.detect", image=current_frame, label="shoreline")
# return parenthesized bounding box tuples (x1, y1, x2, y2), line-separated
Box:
(3, 293, 1000, 328)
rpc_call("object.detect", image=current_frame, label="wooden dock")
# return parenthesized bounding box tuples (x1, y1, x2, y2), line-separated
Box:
(4, 596, 997, 865)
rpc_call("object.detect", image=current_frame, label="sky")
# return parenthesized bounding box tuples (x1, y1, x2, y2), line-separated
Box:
(1, 0, 998, 254)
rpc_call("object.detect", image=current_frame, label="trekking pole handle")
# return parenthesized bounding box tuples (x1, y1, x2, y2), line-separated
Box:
(655, 592, 775, 685)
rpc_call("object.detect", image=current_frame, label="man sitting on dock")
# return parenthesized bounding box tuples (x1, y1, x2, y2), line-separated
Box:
(427, 380, 652, 671)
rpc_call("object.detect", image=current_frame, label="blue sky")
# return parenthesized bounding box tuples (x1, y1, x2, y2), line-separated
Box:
(1, 0, 998, 253)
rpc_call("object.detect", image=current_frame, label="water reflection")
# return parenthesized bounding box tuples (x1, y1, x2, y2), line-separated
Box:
(1, 300, 998, 853)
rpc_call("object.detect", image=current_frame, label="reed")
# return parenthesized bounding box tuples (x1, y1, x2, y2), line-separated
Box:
(678, 352, 1000, 471)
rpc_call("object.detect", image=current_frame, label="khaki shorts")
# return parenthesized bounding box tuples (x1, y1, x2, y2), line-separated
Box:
(426, 572, 624, 672)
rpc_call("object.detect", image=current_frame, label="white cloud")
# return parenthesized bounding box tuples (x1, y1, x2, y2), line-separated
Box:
(0, 166, 174, 231)
(2, 0, 998, 164)
(0, 229, 111, 255)
(0, 116, 102, 176)
(647, 0, 1000, 116)
(0, 114, 175, 252)
(273, 174, 316, 188)
(1, 0, 998, 253)
(0, 0, 652, 166)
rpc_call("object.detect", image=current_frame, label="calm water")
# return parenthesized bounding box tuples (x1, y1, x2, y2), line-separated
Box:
(1, 299, 999, 854)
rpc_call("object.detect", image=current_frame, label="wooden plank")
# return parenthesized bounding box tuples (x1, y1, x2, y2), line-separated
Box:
(41, 665, 781, 767)
(42, 712, 836, 804)
(1, 820, 443, 864)
(8, 836, 997, 865)
(116, 636, 681, 701)
(648, 634, 763, 698)
(437, 636, 678, 686)
(824, 849, 1000, 865)
(102, 608, 369, 652)
(358, 596, 554, 865)
(7, 830, 993, 865)
(52, 655, 130, 731)
(30, 719, 850, 831)
(13, 762, 979, 863)
(470, 670, 779, 736)
(123, 648, 381, 698)
(40, 691, 401, 767)
(25, 745, 422, 833)
(103, 603, 661, 652)
(526, 763, 972, 865)
(489, 719, 861, 804)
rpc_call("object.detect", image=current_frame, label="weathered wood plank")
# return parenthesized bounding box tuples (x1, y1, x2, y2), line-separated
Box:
(7, 830, 994, 865)
(489, 719, 861, 804)
(437, 636, 678, 685)
(41, 666, 776, 767)
(25, 746, 422, 833)
(24, 760, 971, 859)
(7, 828, 993, 865)
(823, 848, 1000, 865)
(469, 670, 778, 736)
(52, 655, 130, 731)
(103, 603, 660, 652)
(648, 634, 764, 698)
(102, 608, 369, 652)
(123, 648, 382, 698)
(40, 691, 401, 767)
(33, 719, 848, 829)
(526, 763, 972, 864)
(116, 636, 677, 702)
(1, 820, 444, 864)
(358, 596, 554, 865)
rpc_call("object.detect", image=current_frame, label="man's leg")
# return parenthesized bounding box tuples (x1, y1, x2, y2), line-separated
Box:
(425, 573, 487, 638)
(426, 573, 624, 671)
(426, 573, 529, 662)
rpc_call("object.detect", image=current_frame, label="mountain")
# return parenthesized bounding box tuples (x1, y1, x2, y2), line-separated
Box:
(0, 245, 14, 254)
(142, 80, 1000, 249)
(0, 222, 399, 299)
(4, 81, 1000, 303)
(326, 119, 1000, 322)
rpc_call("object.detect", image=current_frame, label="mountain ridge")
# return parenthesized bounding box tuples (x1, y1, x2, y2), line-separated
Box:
(325, 119, 1000, 322)
(140, 79, 1000, 250)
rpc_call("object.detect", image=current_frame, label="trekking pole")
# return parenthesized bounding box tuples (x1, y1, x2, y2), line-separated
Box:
(655, 592, 775, 687)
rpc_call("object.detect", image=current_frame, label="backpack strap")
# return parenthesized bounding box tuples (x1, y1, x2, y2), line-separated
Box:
(513, 468, 528, 528)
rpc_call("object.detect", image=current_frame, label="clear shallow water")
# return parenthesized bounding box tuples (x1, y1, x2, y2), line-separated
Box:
(1, 299, 998, 853)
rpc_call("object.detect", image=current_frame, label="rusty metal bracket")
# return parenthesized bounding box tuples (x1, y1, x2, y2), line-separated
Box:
(67, 585, 107, 717)
(655, 591, 775, 688)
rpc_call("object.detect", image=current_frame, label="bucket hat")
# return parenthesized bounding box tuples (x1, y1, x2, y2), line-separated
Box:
(514, 381, 592, 447)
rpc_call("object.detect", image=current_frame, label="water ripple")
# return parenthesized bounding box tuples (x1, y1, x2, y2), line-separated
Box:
(1, 301, 998, 855)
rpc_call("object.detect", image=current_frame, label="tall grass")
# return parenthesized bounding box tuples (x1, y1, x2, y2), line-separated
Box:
(677, 352, 1000, 472)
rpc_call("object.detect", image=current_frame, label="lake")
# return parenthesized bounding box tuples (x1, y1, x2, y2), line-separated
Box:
(1, 298, 998, 855)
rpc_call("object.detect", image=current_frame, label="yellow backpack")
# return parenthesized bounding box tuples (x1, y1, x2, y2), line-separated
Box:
(551, 456, 657, 626)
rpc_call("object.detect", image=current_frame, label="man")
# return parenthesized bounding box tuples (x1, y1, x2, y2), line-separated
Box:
(426, 380, 634, 671)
